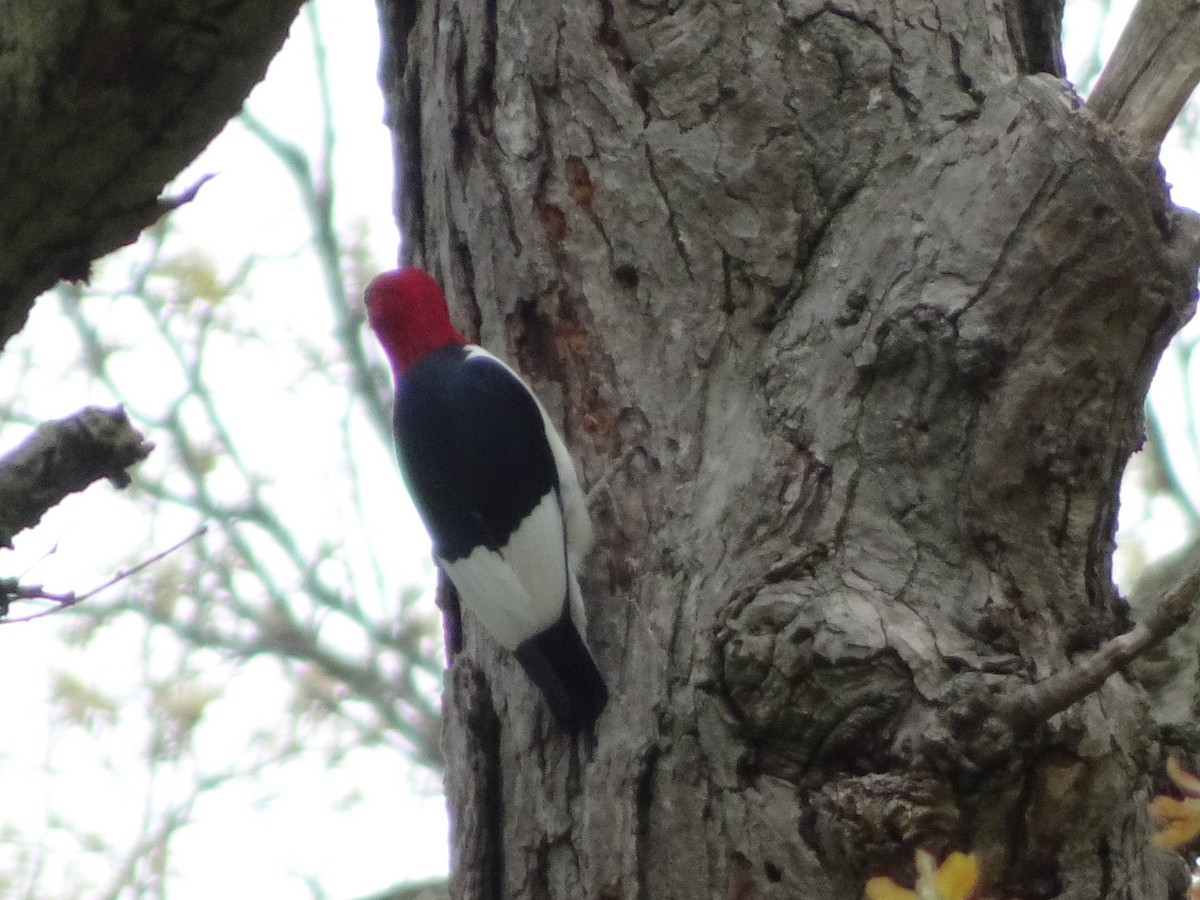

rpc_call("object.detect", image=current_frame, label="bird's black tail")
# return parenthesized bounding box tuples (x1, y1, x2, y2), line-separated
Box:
(513, 604, 608, 733)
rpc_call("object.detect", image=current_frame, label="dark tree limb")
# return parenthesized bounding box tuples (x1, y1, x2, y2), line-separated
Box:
(0, 0, 306, 350)
(1003, 0, 1067, 77)
(0, 406, 153, 548)
(1088, 0, 1200, 150)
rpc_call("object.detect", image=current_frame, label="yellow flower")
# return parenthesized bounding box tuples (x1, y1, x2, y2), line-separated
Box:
(1151, 757, 1200, 849)
(865, 850, 981, 900)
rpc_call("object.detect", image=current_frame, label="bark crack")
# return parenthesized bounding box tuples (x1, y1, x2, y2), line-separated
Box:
(952, 162, 1063, 325)
(634, 745, 658, 898)
(642, 144, 695, 281)
(818, 5, 920, 120)
(595, 0, 650, 125)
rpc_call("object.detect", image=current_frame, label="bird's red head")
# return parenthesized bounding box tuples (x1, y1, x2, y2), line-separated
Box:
(365, 268, 467, 375)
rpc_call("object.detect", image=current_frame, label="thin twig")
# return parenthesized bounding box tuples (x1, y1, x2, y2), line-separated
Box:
(1, 525, 208, 624)
(1005, 572, 1200, 728)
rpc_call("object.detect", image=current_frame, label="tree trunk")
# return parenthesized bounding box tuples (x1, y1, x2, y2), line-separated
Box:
(376, 1, 1200, 897)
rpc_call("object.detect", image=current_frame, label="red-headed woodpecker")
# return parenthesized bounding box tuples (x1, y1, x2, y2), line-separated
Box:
(365, 268, 608, 731)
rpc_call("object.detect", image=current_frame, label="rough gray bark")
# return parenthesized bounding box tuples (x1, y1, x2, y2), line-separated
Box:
(378, 0, 1200, 897)
(0, 406, 151, 548)
(0, 0, 305, 350)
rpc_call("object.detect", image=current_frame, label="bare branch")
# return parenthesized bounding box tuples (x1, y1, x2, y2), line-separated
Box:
(1006, 572, 1200, 728)
(1088, 0, 1200, 150)
(0, 406, 153, 547)
(240, 53, 394, 448)
(0, 526, 207, 624)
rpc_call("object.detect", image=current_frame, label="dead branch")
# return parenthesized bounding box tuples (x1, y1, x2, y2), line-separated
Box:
(0, 525, 206, 623)
(1006, 572, 1200, 728)
(1088, 0, 1200, 150)
(0, 406, 153, 547)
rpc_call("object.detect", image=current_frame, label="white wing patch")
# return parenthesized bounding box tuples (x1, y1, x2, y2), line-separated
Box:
(440, 493, 572, 650)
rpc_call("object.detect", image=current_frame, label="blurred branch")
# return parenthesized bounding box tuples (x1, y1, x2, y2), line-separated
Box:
(0, 406, 152, 547)
(350, 878, 451, 900)
(0, 526, 207, 624)
(106, 586, 443, 768)
(91, 360, 442, 765)
(0, 4, 443, 896)
(239, 11, 394, 447)
(52, 167, 443, 771)
(1088, 0, 1200, 149)
(97, 801, 191, 900)
(94, 642, 312, 900)
(1073, 0, 1117, 93)
(1147, 386, 1200, 526)
(241, 107, 393, 445)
